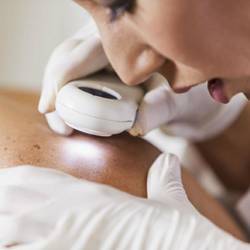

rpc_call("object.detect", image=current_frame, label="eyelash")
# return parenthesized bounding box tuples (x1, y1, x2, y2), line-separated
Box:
(109, 0, 134, 22)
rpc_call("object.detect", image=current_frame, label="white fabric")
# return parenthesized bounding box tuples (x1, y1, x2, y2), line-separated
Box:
(0, 155, 248, 249)
(131, 74, 247, 141)
(237, 190, 250, 232)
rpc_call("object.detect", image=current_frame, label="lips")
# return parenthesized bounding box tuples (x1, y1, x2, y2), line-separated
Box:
(208, 79, 229, 103)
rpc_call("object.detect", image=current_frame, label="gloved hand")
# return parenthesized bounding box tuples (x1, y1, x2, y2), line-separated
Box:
(38, 20, 109, 135)
(0, 154, 248, 249)
(130, 73, 247, 141)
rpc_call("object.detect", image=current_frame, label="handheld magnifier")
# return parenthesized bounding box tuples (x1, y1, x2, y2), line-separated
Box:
(56, 72, 144, 137)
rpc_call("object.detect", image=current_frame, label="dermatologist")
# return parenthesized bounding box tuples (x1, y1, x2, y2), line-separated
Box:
(38, 0, 250, 249)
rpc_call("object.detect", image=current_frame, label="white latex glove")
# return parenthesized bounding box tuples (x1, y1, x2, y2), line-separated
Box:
(130, 74, 247, 141)
(38, 20, 109, 135)
(0, 155, 248, 249)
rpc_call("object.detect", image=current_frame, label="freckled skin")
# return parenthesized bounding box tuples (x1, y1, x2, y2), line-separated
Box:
(0, 89, 246, 240)
(0, 89, 159, 197)
(33, 144, 41, 150)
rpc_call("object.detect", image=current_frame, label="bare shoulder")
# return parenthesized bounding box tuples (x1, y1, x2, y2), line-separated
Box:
(0, 89, 160, 197)
(195, 102, 250, 193)
(0, 88, 53, 167)
(0, 89, 245, 240)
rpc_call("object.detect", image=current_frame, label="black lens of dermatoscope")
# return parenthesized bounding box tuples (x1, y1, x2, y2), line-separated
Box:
(79, 87, 118, 100)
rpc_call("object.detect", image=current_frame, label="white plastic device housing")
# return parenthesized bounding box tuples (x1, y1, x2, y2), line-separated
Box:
(56, 72, 144, 137)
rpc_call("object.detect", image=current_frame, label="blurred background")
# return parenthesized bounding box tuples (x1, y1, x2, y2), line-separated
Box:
(0, 0, 90, 91)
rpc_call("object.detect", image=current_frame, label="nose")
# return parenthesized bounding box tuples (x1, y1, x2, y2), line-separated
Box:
(81, 4, 166, 86)
(117, 46, 165, 86)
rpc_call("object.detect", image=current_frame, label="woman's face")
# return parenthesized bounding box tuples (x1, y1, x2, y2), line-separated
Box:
(75, 0, 250, 103)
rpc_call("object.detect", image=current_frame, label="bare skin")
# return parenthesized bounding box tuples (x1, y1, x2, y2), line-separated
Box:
(0, 88, 247, 241)
(195, 103, 250, 193)
(75, 0, 250, 102)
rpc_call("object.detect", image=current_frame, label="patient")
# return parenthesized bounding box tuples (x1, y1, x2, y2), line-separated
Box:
(0, 88, 246, 241)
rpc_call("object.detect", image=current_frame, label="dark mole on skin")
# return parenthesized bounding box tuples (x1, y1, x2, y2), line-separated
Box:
(33, 144, 41, 150)
(18, 155, 24, 162)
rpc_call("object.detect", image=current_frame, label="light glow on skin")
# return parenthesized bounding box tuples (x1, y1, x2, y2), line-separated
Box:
(62, 139, 105, 166)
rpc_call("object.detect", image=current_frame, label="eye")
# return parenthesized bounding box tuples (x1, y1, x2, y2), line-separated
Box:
(105, 0, 135, 21)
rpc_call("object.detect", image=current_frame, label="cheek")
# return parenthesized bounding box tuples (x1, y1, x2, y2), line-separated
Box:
(225, 78, 250, 98)
(133, 0, 234, 79)
(133, 0, 250, 80)
(132, 2, 185, 52)
(133, 6, 210, 69)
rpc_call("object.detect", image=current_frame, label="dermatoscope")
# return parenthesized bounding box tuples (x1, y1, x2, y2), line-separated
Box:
(56, 72, 144, 137)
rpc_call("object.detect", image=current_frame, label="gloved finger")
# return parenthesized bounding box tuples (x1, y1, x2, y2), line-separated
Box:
(147, 153, 191, 208)
(45, 112, 73, 136)
(129, 76, 177, 136)
(38, 27, 109, 114)
(129, 85, 172, 136)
